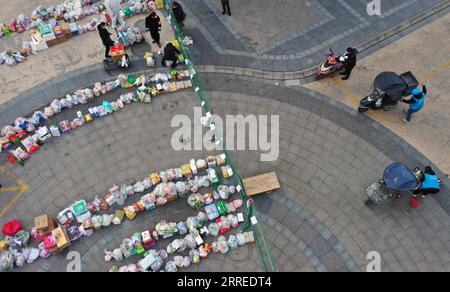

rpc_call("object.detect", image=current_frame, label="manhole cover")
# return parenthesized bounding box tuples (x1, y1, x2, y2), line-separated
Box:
(228, 244, 252, 262)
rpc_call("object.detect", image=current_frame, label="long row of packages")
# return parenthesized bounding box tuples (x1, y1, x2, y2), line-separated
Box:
(0, 69, 192, 164)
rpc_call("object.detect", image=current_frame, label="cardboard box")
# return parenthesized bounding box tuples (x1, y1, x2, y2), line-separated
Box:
(46, 35, 67, 47)
(52, 227, 70, 249)
(35, 215, 57, 236)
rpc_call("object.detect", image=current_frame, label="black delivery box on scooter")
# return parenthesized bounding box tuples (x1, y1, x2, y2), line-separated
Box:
(400, 71, 419, 93)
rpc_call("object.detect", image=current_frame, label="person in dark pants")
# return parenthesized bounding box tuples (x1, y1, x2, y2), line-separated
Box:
(171, 1, 186, 30)
(161, 43, 181, 68)
(414, 166, 440, 198)
(145, 12, 162, 48)
(97, 22, 115, 59)
(340, 47, 358, 80)
(221, 0, 231, 16)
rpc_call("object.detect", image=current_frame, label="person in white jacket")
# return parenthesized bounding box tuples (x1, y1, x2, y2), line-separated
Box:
(105, 0, 125, 28)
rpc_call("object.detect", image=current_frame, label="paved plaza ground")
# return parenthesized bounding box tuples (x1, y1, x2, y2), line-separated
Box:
(0, 1, 449, 272)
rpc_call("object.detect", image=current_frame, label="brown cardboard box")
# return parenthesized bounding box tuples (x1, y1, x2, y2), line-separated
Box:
(35, 214, 57, 236)
(60, 23, 72, 39)
(53, 227, 70, 249)
(46, 36, 67, 47)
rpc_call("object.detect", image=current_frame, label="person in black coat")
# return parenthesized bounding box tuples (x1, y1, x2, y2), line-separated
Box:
(145, 12, 162, 47)
(97, 22, 115, 59)
(221, 0, 231, 16)
(340, 47, 358, 80)
(171, 1, 186, 30)
(161, 43, 181, 68)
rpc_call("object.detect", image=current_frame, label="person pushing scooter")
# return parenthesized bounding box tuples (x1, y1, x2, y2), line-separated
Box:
(401, 84, 427, 123)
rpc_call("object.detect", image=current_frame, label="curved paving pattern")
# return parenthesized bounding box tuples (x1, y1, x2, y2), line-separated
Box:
(0, 69, 449, 271)
(202, 75, 450, 271)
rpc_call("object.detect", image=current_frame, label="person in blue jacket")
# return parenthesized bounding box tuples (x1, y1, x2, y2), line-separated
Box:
(401, 84, 427, 123)
(414, 166, 440, 198)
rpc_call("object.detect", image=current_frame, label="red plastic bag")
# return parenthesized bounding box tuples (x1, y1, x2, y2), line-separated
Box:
(2, 219, 23, 236)
(410, 198, 420, 209)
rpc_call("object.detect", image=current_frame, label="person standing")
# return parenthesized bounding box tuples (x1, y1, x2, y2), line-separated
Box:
(171, 1, 186, 29)
(145, 12, 162, 48)
(340, 47, 358, 80)
(221, 0, 231, 16)
(97, 22, 115, 59)
(401, 84, 427, 123)
(105, 0, 125, 28)
(161, 42, 181, 68)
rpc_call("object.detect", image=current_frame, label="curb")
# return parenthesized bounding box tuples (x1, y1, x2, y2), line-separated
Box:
(195, 1, 450, 81)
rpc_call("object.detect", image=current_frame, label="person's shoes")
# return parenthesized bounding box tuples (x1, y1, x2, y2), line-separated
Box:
(222, 11, 226, 15)
(342, 77, 349, 80)
(421, 195, 426, 199)
(402, 118, 409, 123)
(228, 13, 231, 16)
(157, 43, 162, 48)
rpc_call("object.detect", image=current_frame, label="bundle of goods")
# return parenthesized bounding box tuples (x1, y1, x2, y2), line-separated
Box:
(0, 51, 26, 66)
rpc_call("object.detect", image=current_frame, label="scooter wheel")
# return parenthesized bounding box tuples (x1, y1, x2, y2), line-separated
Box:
(358, 106, 369, 113)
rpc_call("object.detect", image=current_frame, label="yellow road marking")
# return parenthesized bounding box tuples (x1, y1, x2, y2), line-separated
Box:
(331, 77, 360, 105)
(0, 187, 20, 193)
(0, 164, 30, 219)
(419, 60, 450, 82)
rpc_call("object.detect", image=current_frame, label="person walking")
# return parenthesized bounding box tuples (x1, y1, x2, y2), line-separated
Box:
(145, 11, 162, 48)
(221, 0, 231, 16)
(97, 22, 115, 59)
(105, 0, 125, 28)
(171, 1, 186, 30)
(161, 42, 181, 68)
(401, 84, 427, 123)
(340, 47, 358, 80)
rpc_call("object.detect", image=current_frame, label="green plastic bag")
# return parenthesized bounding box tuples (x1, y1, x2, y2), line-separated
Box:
(215, 201, 227, 216)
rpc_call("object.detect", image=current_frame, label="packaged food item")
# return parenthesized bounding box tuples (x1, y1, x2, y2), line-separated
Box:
(150, 172, 161, 185)
(215, 154, 227, 166)
(181, 164, 192, 178)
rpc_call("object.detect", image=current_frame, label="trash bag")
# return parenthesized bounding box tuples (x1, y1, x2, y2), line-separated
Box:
(2, 220, 22, 236)
(236, 233, 246, 246)
(176, 222, 188, 235)
(227, 235, 239, 250)
(174, 255, 184, 268)
(227, 214, 239, 228)
(185, 216, 200, 230)
(208, 223, 220, 237)
(26, 248, 40, 264)
(14, 230, 30, 248)
(218, 185, 231, 200)
(112, 248, 124, 261)
(184, 234, 197, 250)
(133, 181, 145, 193)
(0, 251, 14, 272)
(142, 177, 152, 190)
(150, 256, 164, 272)
(189, 249, 200, 264)
(176, 181, 188, 197)
(165, 260, 177, 272)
